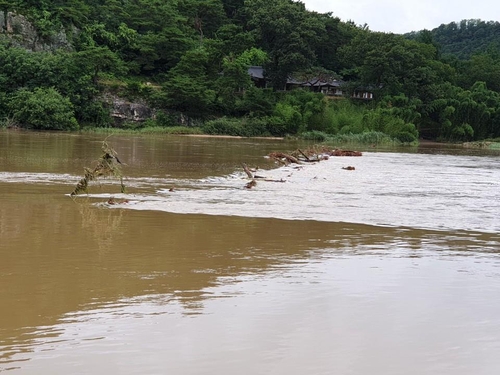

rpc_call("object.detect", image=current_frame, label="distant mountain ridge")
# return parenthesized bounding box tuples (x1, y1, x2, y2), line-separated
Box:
(406, 19, 500, 59)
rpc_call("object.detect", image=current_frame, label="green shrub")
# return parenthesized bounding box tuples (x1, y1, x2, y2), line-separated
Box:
(326, 101, 365, 134)
(363, 108, 419, 143)
(269, 90, 333, 134)
(244, 117, 270, 136)
(450, 123, 474, 141)
(78, 101, 112, 127)
(126, 81, 142, 97)
(202, 117, 270, 137)
(202, 117, 244, 136)
(9, 88, 78, 130)
(395, 131, 418, 143)
(327, 131, 396, 145)
(307, 110, 333, 132)
(269, 102, 302, 135)
(300, 130, 329, 142)
(156, 111, 178, 127)
(235, 87, 276, 117)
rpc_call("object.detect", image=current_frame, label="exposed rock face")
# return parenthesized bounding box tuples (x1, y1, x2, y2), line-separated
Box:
(0, 12, 73, 51)
(102, 94, 197, 128)
(102, 95, 155, 126)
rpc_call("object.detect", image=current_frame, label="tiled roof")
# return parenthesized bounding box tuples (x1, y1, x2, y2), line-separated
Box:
(248, 66, 265, 79)
(248, 66, 343, 87)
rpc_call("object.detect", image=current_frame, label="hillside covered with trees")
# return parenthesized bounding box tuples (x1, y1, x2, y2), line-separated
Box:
(407, 19, 500, 60)
(1, 0, 500, 143)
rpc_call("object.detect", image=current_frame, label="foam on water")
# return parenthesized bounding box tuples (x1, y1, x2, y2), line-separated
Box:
(2, 152, 499, 233)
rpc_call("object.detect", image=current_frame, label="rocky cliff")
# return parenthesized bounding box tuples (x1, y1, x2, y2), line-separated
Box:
(0, 11, 73, 51)
(102, 94, 155, 127)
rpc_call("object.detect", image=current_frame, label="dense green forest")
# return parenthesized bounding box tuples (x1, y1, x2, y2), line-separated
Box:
(407, 19, 500, 60)
(1, 0, 500, 142)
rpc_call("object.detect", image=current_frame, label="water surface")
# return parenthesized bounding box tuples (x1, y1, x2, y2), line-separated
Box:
(1, 131, 500, 374)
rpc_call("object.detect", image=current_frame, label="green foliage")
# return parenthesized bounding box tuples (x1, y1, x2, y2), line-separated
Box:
(0, 43, 121, 126)
(215, 47, 268, 113)
(245, 0, 325, 90)
(0, 115, 18, 129)
(9, 87, 78, 130)
(4, 1, 500, 143)
(265, 90, 332, 135)
(458, 50, 500, 92)
(409, 19, 500, 60)
(362, 109, 418, 143)
(326, 131, 397, 146)
(340, 32, 442, 99)
(153, 111, 177, 127)
(74, 47, 125, 82)
(208, 24, 255, 59)
(314, 15, 359, 73)
(268, 102, 302, 136)
(235, 87, 276, 117)
(300, 130, 328, 142)
(420, 81, 500, 141)
(78, 101, 112, 128)
(161, 48, 215, 116)
(326, 100, 365, 135)
(180, 0, 228, 40)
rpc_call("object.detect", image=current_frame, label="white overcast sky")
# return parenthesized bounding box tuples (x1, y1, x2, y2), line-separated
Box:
(302, 0, 500, 34)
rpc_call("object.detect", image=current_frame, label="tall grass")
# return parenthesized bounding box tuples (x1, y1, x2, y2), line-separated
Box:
(202, 117, 270, 137)
(301, 100, 419, 145)
(326, 131, 398, 146)
(325, 100, 365, 134)
(300, 130, 406, 146)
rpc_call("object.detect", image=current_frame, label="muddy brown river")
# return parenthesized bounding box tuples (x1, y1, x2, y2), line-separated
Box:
(1, 131, 500, 374)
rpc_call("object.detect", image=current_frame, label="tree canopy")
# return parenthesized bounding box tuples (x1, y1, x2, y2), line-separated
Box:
(0, 1, 500, 141)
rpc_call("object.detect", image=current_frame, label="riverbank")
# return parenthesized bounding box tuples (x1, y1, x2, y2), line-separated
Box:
(2, 127, 499, 150)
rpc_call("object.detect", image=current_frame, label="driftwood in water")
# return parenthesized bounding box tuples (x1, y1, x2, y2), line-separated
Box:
(264, 178, 286, 183)
(268, 152, 301, 164)
(242, 163, 265, 178)
(297, 149, 311, 161)
(244, 145, 361, 189)
(107, 197, 129, 205)
(329, 149, 362, 157)
(242, 163, 257, 189)
(242, 163, 254, 179)
(245, 179, 257, 189)
(242, 163, 287, 188)
(285, 146, 362, 163)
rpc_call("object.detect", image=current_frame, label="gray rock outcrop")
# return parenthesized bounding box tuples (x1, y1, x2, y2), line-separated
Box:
(101, 94, 155, 126)
(0, 11, 73, 51)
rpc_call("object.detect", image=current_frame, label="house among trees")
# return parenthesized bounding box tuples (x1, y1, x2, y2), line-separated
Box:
(248, 66, 372, 99)
(248, 66, 267, 89)
(286, 76, 344, 97)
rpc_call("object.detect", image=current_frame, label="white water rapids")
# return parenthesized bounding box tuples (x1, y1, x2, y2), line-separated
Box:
(2, 151, 498, 233)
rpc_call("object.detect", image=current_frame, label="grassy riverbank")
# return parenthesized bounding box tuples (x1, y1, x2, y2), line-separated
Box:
(79, 126, 203, 135)
(76, 125, 412, 146)
(73, 98, 418, 146)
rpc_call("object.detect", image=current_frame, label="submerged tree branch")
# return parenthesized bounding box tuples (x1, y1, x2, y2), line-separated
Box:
(71, 138, 125, 196)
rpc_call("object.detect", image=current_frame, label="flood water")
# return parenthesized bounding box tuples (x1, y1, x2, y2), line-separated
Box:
(1, 130, 500, 374)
